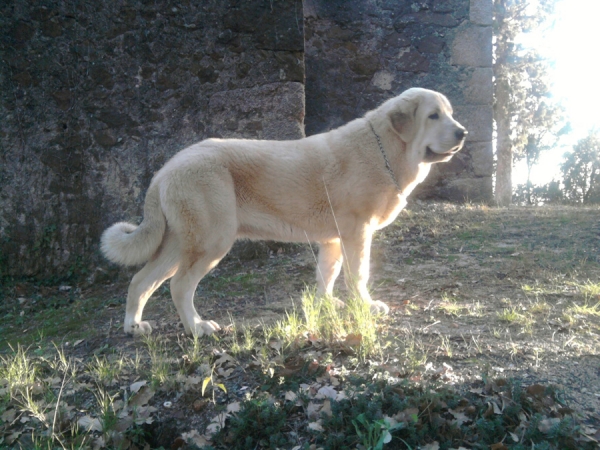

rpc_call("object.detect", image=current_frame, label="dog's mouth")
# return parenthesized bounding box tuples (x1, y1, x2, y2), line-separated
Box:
(424, 146, 461, 163)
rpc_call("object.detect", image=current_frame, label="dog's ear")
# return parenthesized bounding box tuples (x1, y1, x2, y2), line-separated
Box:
(388, 94, 421, 142)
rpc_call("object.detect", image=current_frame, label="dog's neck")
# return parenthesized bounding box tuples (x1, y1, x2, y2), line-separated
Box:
(368, 121, 403, 193)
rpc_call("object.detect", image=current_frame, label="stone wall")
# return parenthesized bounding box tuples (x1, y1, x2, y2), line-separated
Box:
(0, 0, 492, 280)
(303, 0, 493, 202)
(0, 0, 304, 280)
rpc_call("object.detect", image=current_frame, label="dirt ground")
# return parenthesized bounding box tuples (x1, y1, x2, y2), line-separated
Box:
(2, 203, 600, 447)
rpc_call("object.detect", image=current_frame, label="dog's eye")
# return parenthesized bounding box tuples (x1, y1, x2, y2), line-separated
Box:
(428, 113, 439, 120)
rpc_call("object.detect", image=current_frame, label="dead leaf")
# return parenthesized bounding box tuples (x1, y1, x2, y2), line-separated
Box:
(115, 416, 134, 433)
(129, 386, 155, 408)
(526, 384, 546, 397)
(227, 402, 241, 413)
(448, 409, 470, 427)
(344, 333, 362, 347)
(78, 415, 103, 432)
(5, 431, 22, 445)
(205, 412, 229, 438)
(1, 408, 16, 423)
(217, 367, 234, 377)
(92, 436, 106, 450)
(316, 385, 337, 400)
(321, 399, 332, 417)
(182, 430, 212, 447)
(269, 340, 282, 352)
(491, 401, 503, 415)
(538, 417, 561, 434)
(490, 444, 508, 450)
(306, 402, 322, 420)
(421, 442, 439, 450)
(284, 391, 298, 402)
(130, 380, 147, 394)
(214, 353, 236, 367)
(308, 421, 324, 432)
(336, 391, 348, 401)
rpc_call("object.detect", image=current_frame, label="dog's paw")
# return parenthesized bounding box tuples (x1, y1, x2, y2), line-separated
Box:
(190, 320, 221, 337)
(369, 300, 390, 315)
(125, 321, 153, 336)
(327, 296, 346, 308)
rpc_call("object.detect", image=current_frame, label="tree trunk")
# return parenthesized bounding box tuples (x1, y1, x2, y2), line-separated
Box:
(495, 115, 513, 206)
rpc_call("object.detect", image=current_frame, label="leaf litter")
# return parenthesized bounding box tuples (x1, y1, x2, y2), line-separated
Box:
(1, 204, 600, 448)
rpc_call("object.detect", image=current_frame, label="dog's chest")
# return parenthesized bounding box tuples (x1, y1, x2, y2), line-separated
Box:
(372, 194, 407, 230)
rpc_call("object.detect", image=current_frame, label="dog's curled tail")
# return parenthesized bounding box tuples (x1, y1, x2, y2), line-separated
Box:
(100, 185, 166, 266)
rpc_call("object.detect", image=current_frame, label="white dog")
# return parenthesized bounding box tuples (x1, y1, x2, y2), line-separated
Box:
(101, 88, 467, 336)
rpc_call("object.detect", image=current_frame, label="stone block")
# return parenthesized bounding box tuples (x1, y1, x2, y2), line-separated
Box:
(467, 141, 494, 176)
(464, 68, 493, 104)
(454, 105, 493, 142)
(209, 82, 305, 140)
(451, 25, 492, 67)
(470, 0, 493, 25)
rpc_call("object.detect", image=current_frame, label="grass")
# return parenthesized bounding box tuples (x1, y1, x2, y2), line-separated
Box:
(269, 289, 382, 361)
(437, 293, 464, 317)
(2, 204, 600, 448)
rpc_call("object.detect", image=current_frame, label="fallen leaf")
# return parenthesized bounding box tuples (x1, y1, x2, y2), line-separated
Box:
(269, 340, 282, 352)
(217, 367, 234, 377)
(205, 413, 230, 438)
(214, 353, 236, 367)
(316, 385, 337, 400)
(490, 444, 508, 450)
(182, 430, 211, 447)
(1, 409, 16, 423)
(526, 384, 545, 397)
(227, 402, 241, 413)
(321, 399, 332, 417)
(448, 409, 470, 427)
(92, 436, 106, 450)
(5, 431, 22, 445)
(284, 391, 298, 402)
(491, 401, 503, 415)
(129, 386, 155, 408)
(538, 417, 561, 434)
(115, 416, 134, 432)
(308, 421, 324, 432)
(130, 380, 147, 394)
(336, 391, 348, 401)
(344, 333, 362, 347)
(307, 402, 322, 420)
(78, 415, 103, 432)
(421, 442, 439, 450)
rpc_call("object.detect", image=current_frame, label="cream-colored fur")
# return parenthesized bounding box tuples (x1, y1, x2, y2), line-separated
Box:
(101, 88, 467, 336)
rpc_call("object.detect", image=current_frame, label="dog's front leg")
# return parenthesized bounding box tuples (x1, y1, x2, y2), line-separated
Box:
(342, 232, 390, 314)
(316, 239, 345, 307)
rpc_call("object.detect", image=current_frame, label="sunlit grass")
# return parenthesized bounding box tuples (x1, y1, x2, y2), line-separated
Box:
(269, 289, 382, 360)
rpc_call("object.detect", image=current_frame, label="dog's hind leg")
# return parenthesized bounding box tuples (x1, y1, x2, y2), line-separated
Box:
(124, 231, 180, 335)
(169, 241, 233, 336)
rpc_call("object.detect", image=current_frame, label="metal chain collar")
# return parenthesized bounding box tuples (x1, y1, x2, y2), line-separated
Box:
(368, 121, 402, 193)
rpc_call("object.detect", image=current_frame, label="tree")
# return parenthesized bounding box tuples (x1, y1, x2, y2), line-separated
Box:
(521, 98, 569, 205)
(561, 131, 600, 204)
(493, 0, 556, 206)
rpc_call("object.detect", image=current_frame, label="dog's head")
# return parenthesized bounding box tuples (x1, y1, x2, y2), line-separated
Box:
(385, 88, 467, 163)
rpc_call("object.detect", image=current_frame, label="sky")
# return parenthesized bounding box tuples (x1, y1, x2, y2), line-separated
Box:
(513, 0, 600, 185)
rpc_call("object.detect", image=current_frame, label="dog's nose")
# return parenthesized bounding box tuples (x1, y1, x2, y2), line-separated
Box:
(455, 128, 468, 141)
